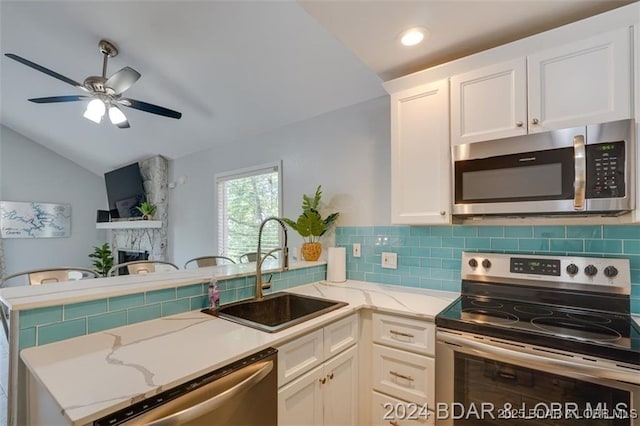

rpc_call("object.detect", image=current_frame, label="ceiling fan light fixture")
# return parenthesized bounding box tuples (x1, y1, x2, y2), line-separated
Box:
(108, 105, 127, 125)
(399, 27, 429, 47)
(84, 98, 105, 123)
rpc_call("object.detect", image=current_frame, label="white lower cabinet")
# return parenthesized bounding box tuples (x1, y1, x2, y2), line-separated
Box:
(370, 313, 436, 425)
(277, 314, 359, 425)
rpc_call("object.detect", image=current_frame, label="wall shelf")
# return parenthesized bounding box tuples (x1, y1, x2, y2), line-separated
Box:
(96, 221, 162, 230)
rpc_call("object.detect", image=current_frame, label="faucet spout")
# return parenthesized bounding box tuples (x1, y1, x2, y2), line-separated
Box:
(255, 217, 289, 301)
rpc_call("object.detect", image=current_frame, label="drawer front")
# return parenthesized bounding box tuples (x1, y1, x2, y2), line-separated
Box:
(372, 344, 435, 406)
(324, 314, 358, 360)
(371, 391, 434, 426)
(372, 313, 435, 356)
(277, 328, 324, 386)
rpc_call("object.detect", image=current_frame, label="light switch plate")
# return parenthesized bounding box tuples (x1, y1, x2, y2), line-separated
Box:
(381, 252, 397, 269)
(353, 243, 361, 258)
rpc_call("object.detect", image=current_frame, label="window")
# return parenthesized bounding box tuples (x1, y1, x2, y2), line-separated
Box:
(216, 162, 282, 262)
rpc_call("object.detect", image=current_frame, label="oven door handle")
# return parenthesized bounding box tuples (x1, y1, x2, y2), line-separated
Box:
(439, 332, 638, 385)
(573, 134, 586, 210)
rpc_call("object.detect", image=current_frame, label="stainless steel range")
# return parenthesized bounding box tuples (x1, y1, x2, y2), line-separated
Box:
(436, 252, 640, 425)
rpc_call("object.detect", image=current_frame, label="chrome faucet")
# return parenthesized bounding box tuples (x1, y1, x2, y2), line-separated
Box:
(255, 217, 289, 301)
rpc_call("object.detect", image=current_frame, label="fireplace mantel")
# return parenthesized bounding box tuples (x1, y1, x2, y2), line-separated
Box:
(96, 221, 162, 230)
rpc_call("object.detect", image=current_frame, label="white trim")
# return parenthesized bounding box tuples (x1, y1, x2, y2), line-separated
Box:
(95, 221, 162, 230)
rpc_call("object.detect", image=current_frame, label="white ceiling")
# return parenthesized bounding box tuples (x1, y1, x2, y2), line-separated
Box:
(0, 1, 634, 176)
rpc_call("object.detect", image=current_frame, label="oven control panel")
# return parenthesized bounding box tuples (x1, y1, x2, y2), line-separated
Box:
(462, 252, 630, 291)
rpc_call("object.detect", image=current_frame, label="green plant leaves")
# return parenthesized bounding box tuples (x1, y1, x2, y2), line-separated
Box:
(88, 243, 114, 277)
(283, 186, 339, 243)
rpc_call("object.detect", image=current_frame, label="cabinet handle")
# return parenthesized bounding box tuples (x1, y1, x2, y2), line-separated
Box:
(531, 118, 539, 125)
(319, 377, 326, 384)
(516, 121, 523, 127)
(327, 372, 334, 380)
(390, 371, 414, 382)
(390, 421, 401, 426)
(389, 330, 414, 339)
(439, 210, 446, 216)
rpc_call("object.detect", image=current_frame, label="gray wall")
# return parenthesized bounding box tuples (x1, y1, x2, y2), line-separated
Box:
(0, 125, 107, 276)
(169, 96, 390, 266)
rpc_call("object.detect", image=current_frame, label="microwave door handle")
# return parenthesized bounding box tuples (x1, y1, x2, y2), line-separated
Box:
(573, 134, 586, 210)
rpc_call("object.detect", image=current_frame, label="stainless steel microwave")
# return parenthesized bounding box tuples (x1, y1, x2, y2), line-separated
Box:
(452, 119, 635, 217)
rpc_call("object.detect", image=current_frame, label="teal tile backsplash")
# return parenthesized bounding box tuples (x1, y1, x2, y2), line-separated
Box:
(336, 225, 640, 315)
(18, 265, 326, 349)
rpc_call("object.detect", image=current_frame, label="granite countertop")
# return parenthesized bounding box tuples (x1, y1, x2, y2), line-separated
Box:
(21, 280, 458, 425)
(0, 260, 324, 311)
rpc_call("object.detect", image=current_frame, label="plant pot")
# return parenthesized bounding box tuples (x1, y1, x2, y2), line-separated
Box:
(142, 214, 153, 220)
(301, 242, 322, 261)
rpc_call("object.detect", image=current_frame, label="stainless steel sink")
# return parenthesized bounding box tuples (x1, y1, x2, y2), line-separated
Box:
(212, 293, 348, 333)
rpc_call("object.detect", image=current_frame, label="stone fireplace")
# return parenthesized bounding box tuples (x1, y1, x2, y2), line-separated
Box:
(111, 155, 168, 260)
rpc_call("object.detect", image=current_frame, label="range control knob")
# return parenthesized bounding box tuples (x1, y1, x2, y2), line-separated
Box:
(604, 266, 618, 278)
(468, 258, 478, 268)
(566, 264, 579, 275)
(481, 259, 492, 269)
(584, 265, 598, 277)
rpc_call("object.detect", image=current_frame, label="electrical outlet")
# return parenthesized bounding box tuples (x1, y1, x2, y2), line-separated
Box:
(353, 243, 361, 258)
(381, 252, 397, 269)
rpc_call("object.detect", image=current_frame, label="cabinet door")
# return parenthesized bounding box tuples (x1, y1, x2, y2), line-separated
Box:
(278, 364, 324, 426)
(324, 314, 358, 360)
(528, 27, 631, 133)
(390, 79, 451, 225)
(324, 345, 358, 426)
(277, 328, 324, 386)
(450, 57, 527, 145)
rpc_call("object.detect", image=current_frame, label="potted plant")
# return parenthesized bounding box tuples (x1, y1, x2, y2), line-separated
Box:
(283, 186, 339, 261)
(88, 243, 114, 277)
(136, 201, 157, 220)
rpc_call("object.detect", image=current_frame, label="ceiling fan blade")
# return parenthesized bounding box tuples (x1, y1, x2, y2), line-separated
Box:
(118, 98, 182, 119)
(116, 120, 131, 129)
(5, 53, 83, 88)
(105, 67, 141, 95)
(28, 95, 90, 103)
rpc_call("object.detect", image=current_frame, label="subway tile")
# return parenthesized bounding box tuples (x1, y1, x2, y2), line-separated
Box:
(337, 226, 357, 236)
(465, 238, 491, 250)
(491, 238, 519, 250)
(128, 304, 161, 325)
(534, 226, 565, 238)
(20, 306, 62, 329)
(624, 241, 640, 255)
(146, 288, 177, 304)
(357, 262, 374, 273)
(431, 227, 453, 237)
(478, 226, 504, 237)
(400, 276, 421, 288)
(109, 293, 145, 312)
(399, 257, 420, 267)
(431, 269, 454, 280)
(442, 281, 462, 293)
(504, 226, 533, 238)
(420, 277, 443, 290)
(18, 328, 36, 350)
(236, 286, 254, 300)
(177, 284, 205, 299)
(442, 237, 465, 248)
(88, 311, 127, 333)
(419, 236, 442, 248)
(64, 299, 107, 320)
(550, 239, 583, 253)
(356, 227, 374, 236)
(442, 259, 461, 270)
(190, 295, 208, 311)
(38, 319, 86, 345)
(631, 299, 640, 315)
(453, 226, 477, 237)
(409, 247, 430, 257)
(431, 248, 453, 259)
(348, 271, 365, 281)
(421, 258, 442, 268)
(585, 239, 622, 254)
(604, 225, 640, 239)
(452, 249, 464, 259)
(162, 299, 191, 317)
(566, 225, 602, 239)
(519, 239, 549, 251)
(409, 227, 431, 236)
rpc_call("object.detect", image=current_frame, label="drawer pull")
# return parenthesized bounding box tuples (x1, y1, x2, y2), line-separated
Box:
(389, 330, 414, 339)
(390, 370, 414, 382)
(327, 372, 334, 380)
(319, 377, 326, 385)
(390, 421, 401, 426)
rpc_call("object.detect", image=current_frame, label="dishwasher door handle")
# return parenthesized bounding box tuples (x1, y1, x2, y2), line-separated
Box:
(145, 360, 274, 426)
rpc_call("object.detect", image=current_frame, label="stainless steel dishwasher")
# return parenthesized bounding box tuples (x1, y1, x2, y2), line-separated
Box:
(93, 347, 277, 426)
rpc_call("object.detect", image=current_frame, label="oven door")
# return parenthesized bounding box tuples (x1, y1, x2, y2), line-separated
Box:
(436, 329, 640, 426)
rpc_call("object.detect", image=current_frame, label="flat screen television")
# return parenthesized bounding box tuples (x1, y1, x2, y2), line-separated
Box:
(104, 163, 146, 219)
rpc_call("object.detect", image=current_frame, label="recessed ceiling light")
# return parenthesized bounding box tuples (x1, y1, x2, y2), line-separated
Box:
(400, 27, 429, 47)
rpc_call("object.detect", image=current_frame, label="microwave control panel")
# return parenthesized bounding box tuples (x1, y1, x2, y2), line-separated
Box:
(586, 141, 625, 198)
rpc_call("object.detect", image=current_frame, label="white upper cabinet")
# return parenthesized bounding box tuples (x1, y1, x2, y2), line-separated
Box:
(528, 27, 631, 133)
(390, 79, 451, 225)
(450, 58, 527, 145)
(450, 27, 632, 145)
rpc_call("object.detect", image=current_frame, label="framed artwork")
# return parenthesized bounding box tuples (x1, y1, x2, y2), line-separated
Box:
(0, 201, 71, 238)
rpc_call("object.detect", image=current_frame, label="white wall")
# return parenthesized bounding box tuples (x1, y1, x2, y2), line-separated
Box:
(169, 96, 390, 266)
(0, 125, 108, 276)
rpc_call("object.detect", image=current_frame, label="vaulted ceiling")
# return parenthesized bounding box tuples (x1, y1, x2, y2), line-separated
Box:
(0, 0, 633, 175)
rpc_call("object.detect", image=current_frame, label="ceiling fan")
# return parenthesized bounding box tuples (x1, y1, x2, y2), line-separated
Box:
(4, 39, 182, 129)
